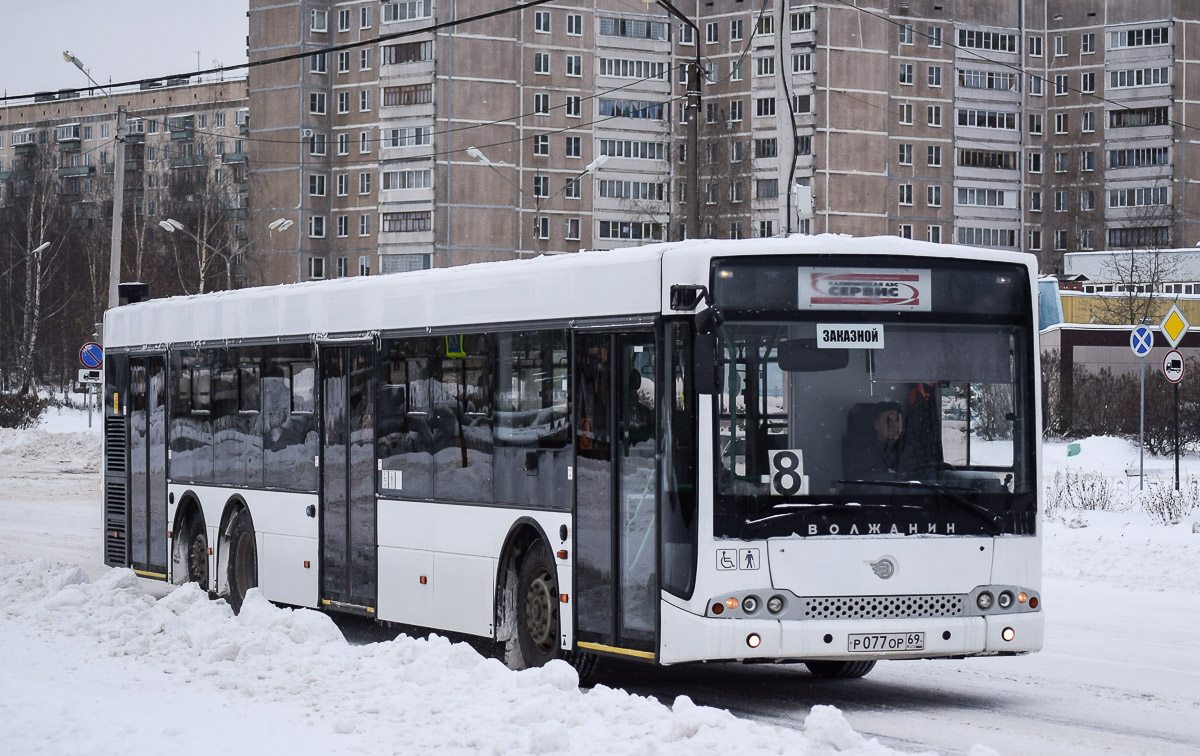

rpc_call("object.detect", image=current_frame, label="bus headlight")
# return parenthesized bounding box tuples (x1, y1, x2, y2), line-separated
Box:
(767, 595, 785, 614)
(998, 590, 1014, 610)
(742, 595, 759, 613)
(976, 591, 994, 611)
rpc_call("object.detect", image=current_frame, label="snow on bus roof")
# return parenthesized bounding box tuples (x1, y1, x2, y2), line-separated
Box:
(104, 235, 1036, 348)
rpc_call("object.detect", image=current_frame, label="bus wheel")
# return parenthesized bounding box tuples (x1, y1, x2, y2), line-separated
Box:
(515, 541, 559, 668)
(805, 660, 877, 679)
(226, 509, 258, 614)
(184, 516, 209, 589)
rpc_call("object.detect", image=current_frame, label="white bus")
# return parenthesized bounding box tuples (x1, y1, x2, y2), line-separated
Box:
(102, 236, 1042, 678)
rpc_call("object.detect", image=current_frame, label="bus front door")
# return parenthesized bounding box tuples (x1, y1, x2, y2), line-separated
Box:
(319, 344, 377, 612)
(574, 331, 658, 659)
(127, 354, 168, 578)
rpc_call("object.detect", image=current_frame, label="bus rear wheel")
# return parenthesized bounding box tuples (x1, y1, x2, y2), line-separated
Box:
(507, 541, 596, 681)
(226, 509, 258, 614)
(805, 660, 877, 679)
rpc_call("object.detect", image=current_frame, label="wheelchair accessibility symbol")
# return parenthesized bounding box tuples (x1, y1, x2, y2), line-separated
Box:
(716, 548, 761, 571)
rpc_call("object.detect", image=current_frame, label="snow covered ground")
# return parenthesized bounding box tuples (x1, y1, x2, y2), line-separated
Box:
(1, 410, 1198, 755)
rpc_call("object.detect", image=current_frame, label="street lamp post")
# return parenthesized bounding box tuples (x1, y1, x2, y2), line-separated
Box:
(468, 148, 608, 256)
(63, 51, 126, 311)
(160, 217, 293, 291)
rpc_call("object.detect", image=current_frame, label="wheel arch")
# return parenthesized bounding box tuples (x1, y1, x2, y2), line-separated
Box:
(216, 494, 253, 597)
(494, 517, 554, 640)
(169, 490, 206, 586)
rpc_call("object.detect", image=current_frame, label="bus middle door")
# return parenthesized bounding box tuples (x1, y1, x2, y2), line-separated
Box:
(318, 343, 377, 613)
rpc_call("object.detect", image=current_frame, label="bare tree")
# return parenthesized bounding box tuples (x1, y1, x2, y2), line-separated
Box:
(1089, 186, 1179, 325)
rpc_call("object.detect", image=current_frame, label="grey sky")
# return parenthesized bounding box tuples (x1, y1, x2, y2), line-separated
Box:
(0, 0, 248, 98)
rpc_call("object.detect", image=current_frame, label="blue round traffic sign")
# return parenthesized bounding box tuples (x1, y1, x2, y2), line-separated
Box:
(80, 342, 103, 369)
(1130, 326, 1154, 358)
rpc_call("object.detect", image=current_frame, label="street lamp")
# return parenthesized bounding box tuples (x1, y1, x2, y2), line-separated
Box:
(468, 148, 609, 256)
(64, 51, 127, 312)
(160, 217, 292, 291)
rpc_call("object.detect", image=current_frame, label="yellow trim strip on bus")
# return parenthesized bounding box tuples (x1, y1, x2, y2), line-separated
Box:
(133, 569, 167, 579)
(576, 641, 655, 660)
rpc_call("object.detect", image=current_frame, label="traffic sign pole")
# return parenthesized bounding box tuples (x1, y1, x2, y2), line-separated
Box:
(1175, 382, 1180, 491)
(1131, 325, 1154, 491)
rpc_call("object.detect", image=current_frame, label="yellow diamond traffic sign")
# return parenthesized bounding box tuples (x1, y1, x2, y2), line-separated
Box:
(1161, 304, 1190, 348)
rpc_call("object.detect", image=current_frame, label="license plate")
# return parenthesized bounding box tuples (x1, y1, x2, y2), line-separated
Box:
(847, 632, 925, 652)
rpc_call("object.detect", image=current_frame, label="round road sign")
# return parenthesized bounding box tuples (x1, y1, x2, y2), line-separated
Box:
(1130, 326, 1154, 358)
(80, 342, 103, 369)
(1163, 349, 1185, 384)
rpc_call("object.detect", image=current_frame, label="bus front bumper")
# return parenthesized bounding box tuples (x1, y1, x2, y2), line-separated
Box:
(657, 600, 1043, 665)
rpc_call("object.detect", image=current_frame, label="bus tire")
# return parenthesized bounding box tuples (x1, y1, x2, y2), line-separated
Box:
(184, 515, 209, 590)
(512, 540, 559, 668)
(226, 509, 258, 614)
(805, 660, 877, 679)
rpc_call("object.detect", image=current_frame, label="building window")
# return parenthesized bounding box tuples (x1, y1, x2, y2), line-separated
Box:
(1029, 114, 1043, 135)
(1054, 35, 1067, 56)
(564, 177, 581, 199)
(533, 175, 549, 197)
(731, 60, 743, 81)
(899, 23, 914, 45)
(1028, 152, 1042, 174)
(791, 10, 812, 32)
(898, 184, 914, 206)
(309, 93, 326, 114)
(566, 55, 582, 77)
(755, 138, 778, 159)
(756, 97, 776, 117)
(565, 135, 581, 158)
(567, 14, 582, 36)
(927, 185, 941, 207)
(338, 92, 350, 114)
(360, 90, 371, 111)
(361, 6, 371, 28)
(359, 214, 370, 236)
(929, 25, 942, 47)
(1029, 230, 1041, 251)
(361, 49, 371, 70)
(898, 224, 913, 239)
(730, 141, 743, 162)
(927, 145, 942, 167)
(336, 216, 349, 238)
(1029, 35, 1043, 57)
(899, 103, 914, 125)
(338, 133, 349, 155)
(1055, 74, 1068, 95)
(310, 9, 327, 32)
(535, 217, 549, 239)
(1030, 191, 1041, 212)
(309, 133, 327, 155)
(928, 225, 942, 243)
(792, 94, 811, 114)
(534, 10, 550, 33)
(1109, 67, 1170, 89)
(565, 218, 581, 240)
(533, 134, 549, 155)
(1081, 72, 1095, 93)
(310, 53, 327, 73)
(706, 21, 719, 43)
(1054, 230, 1068, 251)
(1054, 152, 1068, 173)
(678, 22, 694, 45)
(309, 174, 326, 196)
(338, 8, 351, 31)
(928, 65, 942, 87)
(730, 181, 744, 203)
(360, 132, 370, 154)
(534, 52, 550, 74)
(927, 105, 941, 127)
(1082, 32, 1095, 54)
(1055, 113, 1068, 134)
(566, 96, 581, 118)
(337, 51, 350, 73)
(730, 221, 744, 240)
(1081, 190, 1095, 211)
(1082, 111, 1095, 132)
(755, 56, 774, 77)
(732, 19, 744, 41)
(756, 15, 774, 35)
(1029, 75, 1043, 96)
(898, 143, 913, 165)
(337, 174, 348, 196)
(1054, 191, 1067, 212)
(899, 63, 914, 85)
(1081, 229, 1094, 250)
(1081, 150, 1095, 171)
(309, 216, 325, 238)
(381, 211, 431, 232)
(310, 257, 326, 279)
(758, 220, 774, 238)
(534, 92, 550, 115)
(793, 53, 811, 73)
(756, 179, 779, 199)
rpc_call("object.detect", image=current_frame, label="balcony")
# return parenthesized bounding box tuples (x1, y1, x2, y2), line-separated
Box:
(222, 151, 248, 164)
(170, 128, 195, 141)
(170, 154, 205, 169)
(14, 143, 36, 156)
(226, 207, 248, 220)
(58, 165, 94, 178)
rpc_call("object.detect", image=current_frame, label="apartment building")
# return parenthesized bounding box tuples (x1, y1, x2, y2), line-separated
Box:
(0, 78, 251, 285)
(246, 0, 1200, 284)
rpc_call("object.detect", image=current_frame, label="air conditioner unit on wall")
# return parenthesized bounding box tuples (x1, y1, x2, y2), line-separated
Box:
(301, 128, 315, 138)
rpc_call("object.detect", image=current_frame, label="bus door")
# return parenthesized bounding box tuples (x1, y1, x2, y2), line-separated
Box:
(574, 331, 658, 658)
(128, 354, 168, 578)
(318, 343, 377, 611)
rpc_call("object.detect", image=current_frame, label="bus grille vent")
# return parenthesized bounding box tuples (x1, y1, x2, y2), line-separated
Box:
(104, 480, 128, 567)
(802, 594, 964, 620)
(104, 416, 127, 474)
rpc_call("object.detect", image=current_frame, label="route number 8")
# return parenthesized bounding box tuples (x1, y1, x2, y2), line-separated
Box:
(770, 450, 805, 496)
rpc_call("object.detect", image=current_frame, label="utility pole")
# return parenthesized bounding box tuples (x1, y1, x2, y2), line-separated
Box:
(651, 1, 703, 240)
(108, 106, 127, 310)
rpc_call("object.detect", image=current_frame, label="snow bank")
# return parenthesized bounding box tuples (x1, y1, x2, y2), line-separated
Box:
(0, 425, 101, 473)
(0, 556, 924, 756)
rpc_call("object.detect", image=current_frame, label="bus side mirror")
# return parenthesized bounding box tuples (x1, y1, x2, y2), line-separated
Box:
(694, 333, 719, 395)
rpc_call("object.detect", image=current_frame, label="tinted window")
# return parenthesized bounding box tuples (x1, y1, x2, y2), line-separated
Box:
(434, 334, 493, 503)
(263, 345, 318, 491)
(377, 337, 434, 499)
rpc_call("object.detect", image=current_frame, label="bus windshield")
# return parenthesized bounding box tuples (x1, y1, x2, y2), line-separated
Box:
(710, 258, 1037, 539)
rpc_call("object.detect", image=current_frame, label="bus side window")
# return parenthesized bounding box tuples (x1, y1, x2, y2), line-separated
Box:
(291, 362, 315, 414)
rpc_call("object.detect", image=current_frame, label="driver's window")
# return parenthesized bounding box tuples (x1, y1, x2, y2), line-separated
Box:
(941, 382, 1014, 467)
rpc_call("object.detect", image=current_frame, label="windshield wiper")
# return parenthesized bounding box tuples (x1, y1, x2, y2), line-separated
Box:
(836, 479, 1006, 536)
